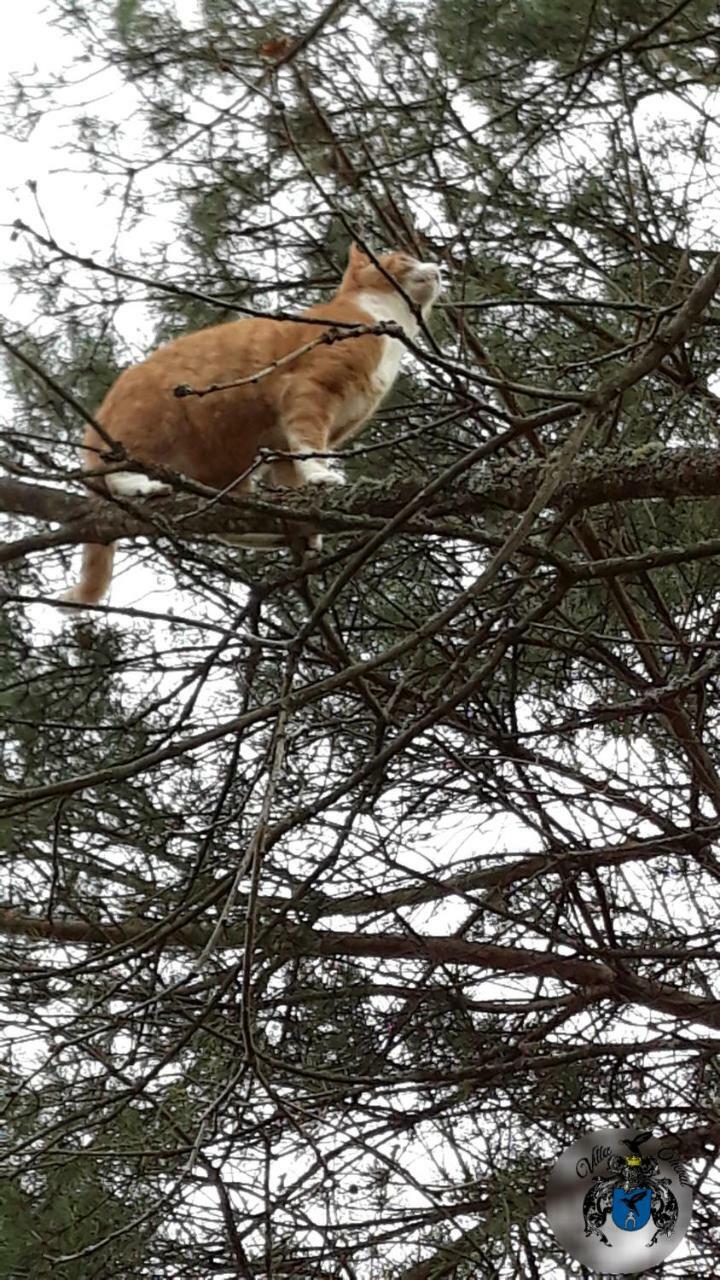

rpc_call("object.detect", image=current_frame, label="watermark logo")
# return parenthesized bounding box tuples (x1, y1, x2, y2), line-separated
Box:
(546, 1127, 693, 1272)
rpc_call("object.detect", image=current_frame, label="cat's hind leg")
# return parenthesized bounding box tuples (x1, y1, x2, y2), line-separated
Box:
(105, 471, 172, 498)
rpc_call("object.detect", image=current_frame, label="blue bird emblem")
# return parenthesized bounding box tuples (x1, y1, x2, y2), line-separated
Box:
(611, 1184, 653, 1231)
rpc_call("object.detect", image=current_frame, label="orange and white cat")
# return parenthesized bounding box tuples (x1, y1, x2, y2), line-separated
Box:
(64, 243, 441, 604)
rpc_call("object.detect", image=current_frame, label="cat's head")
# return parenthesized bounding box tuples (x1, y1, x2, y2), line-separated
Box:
(343, 243, 442, 312)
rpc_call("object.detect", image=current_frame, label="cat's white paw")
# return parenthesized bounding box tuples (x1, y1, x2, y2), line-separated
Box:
(106, 472, 172, 498)
(300, 460, 346, 486)
(57, 587, 85, 607)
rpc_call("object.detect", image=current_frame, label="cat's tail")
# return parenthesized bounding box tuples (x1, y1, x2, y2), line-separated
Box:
(60, 543, 115, 606)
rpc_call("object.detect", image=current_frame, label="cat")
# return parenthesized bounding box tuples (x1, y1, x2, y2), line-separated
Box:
(63, 243, 441, 604)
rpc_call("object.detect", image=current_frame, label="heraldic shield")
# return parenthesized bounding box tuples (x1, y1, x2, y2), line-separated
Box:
(580, 1132, 680, 1249)
(612, 1185, 653, 1232)
(547, 1126, 692, 1271)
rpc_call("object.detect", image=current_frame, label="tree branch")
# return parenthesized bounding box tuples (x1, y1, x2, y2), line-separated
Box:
(5, 446, 720, 569)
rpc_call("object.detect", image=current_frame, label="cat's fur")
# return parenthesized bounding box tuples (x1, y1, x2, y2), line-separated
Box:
(64, 244, 441, 604)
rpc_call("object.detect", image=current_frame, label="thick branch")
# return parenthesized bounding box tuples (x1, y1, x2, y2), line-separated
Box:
(0, 906, 610, 985)
(5, 447, 720, 567)
(4, 907, 720, 1031)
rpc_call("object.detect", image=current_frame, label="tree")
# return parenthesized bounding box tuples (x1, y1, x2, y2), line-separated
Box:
(2, 0, 720, 1274)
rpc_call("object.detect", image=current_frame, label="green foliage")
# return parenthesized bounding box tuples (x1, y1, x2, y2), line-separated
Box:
(0, 1090, 159, 1280)
(114, 0, 142, 41)
(0, 1163, 147, 1278)
(432, 0, 720, 86)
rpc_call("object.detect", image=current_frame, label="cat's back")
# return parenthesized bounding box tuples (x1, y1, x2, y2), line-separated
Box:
(94, 315, 283, 429)
(103, 306, 343, 402)
(138, 314, 283, 382)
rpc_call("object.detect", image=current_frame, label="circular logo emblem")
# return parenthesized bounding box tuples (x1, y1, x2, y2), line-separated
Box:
(546, 1127, 693, 1272)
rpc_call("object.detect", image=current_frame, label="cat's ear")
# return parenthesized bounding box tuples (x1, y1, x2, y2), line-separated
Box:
(341, 242, 372, 291)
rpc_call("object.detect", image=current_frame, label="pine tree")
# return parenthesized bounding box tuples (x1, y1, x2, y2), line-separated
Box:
(2, 0, 720, 1274)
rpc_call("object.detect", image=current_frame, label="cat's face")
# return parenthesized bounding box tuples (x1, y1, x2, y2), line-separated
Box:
(383, 251, 442, 309)
(346, 245, 442, 310)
